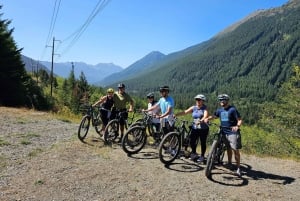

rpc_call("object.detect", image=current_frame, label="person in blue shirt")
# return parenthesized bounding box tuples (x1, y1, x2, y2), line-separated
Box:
(143, 86, 175, 134)
(175, 94, 209, 163)
(205, 94, 243, 176)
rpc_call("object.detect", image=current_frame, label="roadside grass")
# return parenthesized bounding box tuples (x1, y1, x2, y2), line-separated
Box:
(206, 122, 300, 161)
(28, 148, 44, 157)
(0, 137, 10, 146)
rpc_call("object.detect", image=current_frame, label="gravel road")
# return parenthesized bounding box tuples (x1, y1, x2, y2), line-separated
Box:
(0, 107, 299, 201)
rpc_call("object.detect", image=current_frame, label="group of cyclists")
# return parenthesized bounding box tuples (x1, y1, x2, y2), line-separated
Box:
(93, 83, 242, 176)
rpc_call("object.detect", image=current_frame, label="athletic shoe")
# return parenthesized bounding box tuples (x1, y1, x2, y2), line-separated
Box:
(197, 155, 204, 162)
(236, 168, 241, 177)
(189, 153, 199, 160)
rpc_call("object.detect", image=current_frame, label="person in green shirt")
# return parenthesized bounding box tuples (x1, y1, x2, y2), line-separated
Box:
(113, 83, 134, 142)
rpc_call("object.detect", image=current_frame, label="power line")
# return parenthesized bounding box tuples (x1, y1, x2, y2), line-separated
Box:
(40, 0, 61, 61)
(59, 0, 111, 57)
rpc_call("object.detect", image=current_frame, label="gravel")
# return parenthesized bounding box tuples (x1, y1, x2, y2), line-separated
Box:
(0, 107, 299, 201)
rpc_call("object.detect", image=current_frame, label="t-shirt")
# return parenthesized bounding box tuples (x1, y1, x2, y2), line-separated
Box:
(156, 96, 175, 123)
(214, 105, 241, 128)
(192, 105, 209, 129)
(113, 92, 134, 110)
(148, 101, 160, 124)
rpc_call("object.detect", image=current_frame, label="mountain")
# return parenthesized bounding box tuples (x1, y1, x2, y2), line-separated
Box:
(96, 51, 166, 86)
(118, 0, 300, 107)
(21, 55, 50, 74)
(40, 61, 123, 84)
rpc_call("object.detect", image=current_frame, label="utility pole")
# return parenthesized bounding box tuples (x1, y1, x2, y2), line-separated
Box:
(47, 37, 60, 97)
(36, 61, 39, 83)
(50, 37, 55, 97)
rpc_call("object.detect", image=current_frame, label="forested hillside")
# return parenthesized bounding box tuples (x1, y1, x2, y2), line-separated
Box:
(120, 0, 300, 117)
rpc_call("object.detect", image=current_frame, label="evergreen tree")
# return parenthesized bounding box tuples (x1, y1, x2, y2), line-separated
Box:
(259, 65, 300, 137)
(0, 8, 27, 106)
(0, 6, 49, 109)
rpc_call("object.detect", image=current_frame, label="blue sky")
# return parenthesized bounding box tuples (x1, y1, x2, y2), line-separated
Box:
(1, 0, 288, 68)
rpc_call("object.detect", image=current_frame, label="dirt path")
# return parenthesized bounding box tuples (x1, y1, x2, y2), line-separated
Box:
(0, 107, 299, 201)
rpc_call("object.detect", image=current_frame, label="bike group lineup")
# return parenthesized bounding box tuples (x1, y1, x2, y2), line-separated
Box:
(78, 105, 239, 179)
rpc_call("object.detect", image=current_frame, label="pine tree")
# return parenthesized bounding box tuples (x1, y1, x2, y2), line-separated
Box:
(0, 6, 49, 109)
(0, 8, 27, 106)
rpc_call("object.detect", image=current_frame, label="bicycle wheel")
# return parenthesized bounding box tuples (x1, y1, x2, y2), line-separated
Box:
(122, 126, 147, 155)
(216, 142, 226, 164)
(104, 120, 119, 143)
(158, 132, 181, 165)
(93, 114, 103, 135)
(78, 115, 90, 141)
(205, 140, 218, 178)
(129, 121, 143, 128)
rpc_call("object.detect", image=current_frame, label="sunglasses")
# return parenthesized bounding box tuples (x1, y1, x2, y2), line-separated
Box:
(195, 99, 203, 101)
(219, 99, 227, 102)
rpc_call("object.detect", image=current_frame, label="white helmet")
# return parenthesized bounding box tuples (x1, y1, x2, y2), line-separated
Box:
(194, 94, 206, 101)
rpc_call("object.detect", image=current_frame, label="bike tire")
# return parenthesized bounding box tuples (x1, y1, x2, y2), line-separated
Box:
(93, 114, 103, 135)
(129, 122, 143, 128)
(217, 143, 226, 164)
(205, 140, 218, 178)
(122, 126, 147, 155)
(104, 120, 119, 143)
(158, 132, 181, 165)
(78, 115, 90, 141)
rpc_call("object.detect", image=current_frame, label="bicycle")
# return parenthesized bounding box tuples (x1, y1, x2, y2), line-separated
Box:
(158, 118, 193, 165)
(78, 105, 103, 141)
(205, 123, 229, 178)
(103, 109, 135, 143)
(121, 111, 163, 155)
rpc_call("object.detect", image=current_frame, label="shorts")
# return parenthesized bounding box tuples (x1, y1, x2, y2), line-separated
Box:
(225, 131, 242, 150)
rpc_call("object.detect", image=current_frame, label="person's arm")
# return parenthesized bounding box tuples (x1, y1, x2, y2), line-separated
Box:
(128, 99, 134, 112)
(175, 106, 193, 117)
(232, 118, 242, 132)
(204, 114, 217, 123)
(144, 102, 159, 112)
(93, 96, 106, 107)
(158, 107, 171, 119)
(201, 108, 209, 122)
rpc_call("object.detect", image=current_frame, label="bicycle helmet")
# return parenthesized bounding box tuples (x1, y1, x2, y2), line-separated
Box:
(146, 92, 154, 98)
(117, 83, 125, 88)
(217, 94, 230, 101)
(107, 88, 114, 93)
(194, 94, 206, 101)
(159, 85, 169, 92)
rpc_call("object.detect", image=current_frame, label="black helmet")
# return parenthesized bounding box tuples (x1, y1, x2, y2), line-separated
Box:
(217, 94, 230, 101)
(117, 83, 125, 88)
(159, 86, 169, 92)
(146, 92, 154, 98)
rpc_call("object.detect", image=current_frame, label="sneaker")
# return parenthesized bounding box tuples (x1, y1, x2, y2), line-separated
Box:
(236, 168, 241, 177)
(189, 153, 199, 161)
(197, 155, 204, 163)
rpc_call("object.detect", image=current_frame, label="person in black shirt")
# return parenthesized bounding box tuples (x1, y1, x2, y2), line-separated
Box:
(93, 88, 115, 134)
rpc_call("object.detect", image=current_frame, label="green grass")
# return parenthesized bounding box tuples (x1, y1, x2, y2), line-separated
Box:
(28, 148, 44, 157)
(203, 121, 300, 161)
(0, 138, 10, 146)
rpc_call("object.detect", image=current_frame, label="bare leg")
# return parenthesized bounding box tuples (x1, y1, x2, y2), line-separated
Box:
(227, 148, 232, 164)
(234, 150, 240, 168)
